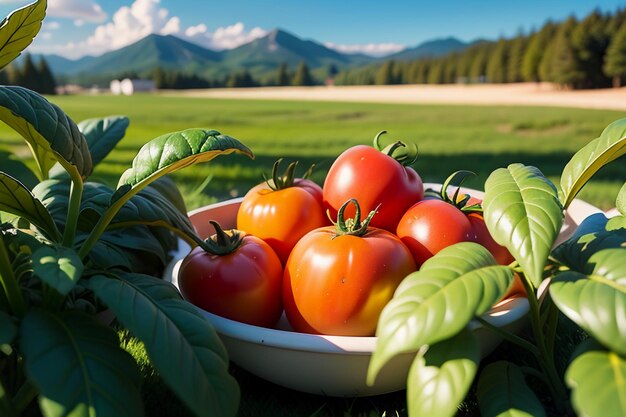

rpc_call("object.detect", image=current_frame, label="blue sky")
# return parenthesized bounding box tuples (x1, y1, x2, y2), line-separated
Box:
(0, 0, 624, 59)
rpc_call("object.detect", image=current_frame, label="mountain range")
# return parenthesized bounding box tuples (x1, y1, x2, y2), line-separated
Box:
(34, 29, 470, 85)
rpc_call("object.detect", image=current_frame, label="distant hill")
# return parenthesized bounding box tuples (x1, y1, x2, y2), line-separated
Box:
(386, 37, 468, 61)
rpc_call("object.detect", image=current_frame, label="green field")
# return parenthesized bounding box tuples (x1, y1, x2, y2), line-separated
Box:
(0, 94, 623, 210)
(1, 94, 624, 416)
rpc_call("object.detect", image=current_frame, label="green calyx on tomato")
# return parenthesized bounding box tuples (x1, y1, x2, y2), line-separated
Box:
(201, 220, 244, 255)
(373, 130, 419, 167)
(265, 158, 315, 191)
(331, 199, 379, 237)
(439, 170, 483, 213)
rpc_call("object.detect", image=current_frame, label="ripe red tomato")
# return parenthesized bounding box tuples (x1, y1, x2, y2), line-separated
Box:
(178, 223, 283, 328)
(237, 160, 327, 264)
(283, 200, 416, 336)
(396, 199, 474, 267)
(323, 133, 424, 232)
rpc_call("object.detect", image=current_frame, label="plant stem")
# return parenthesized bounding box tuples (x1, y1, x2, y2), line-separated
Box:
(62, 172, 84, 247)
(475, 316, 539, 356)
(0, 238, 26, 317)
(522, 276, 570, 414)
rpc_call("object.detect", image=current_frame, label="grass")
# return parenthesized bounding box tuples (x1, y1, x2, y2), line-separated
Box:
(1, 94, 624, 416)
(0, 94, 623, 210)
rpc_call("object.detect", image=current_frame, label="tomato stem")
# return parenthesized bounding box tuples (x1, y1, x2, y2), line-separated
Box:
(331, 199, 378, 237)
(201, 221, 244, 255)
(265, 158, 315, 191)
(372, 131, 419, 166)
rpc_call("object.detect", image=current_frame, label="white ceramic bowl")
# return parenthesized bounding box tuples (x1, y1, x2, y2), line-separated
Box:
(164, 184, 602, 397)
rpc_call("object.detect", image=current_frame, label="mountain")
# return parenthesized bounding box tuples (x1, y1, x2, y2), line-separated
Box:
(36, 30, 469, 85)
(386, 37, 468, 61)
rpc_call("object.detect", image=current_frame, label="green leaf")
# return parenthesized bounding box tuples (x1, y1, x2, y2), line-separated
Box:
(86, 273, 239, 417)
(407, 328, 480, 417)
(0, 310, 16, 345)
(477, 361, 546, 417)
(617, 182, 626, 215)
(0, 0, 46, 70)
(31, 245, 83, 296)
(78, 116, 129, 167)
(0, 149, 38, 189)
(483, 164, 563, 287)
(20, 309, 143, 417)
(118, 128, 253, 191)
(550, 248, 626, 355)
(0, 86, 92, 179)
(368, 242, 513, 384)
(560, 118, 626, 209)
(566, 347, 626, 417)
(607, 215, 626, 231)
(0, 172, 61, 241)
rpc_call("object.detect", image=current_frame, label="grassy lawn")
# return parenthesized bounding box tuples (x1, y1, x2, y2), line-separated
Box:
(0, 94, 623, 210)
(1, 94, 624, 416)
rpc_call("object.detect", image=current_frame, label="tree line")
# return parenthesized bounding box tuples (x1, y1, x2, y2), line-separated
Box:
(0, 53, 57, 94)
(335, 8, 626, 89)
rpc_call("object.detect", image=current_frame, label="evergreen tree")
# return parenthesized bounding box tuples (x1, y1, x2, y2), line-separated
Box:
(506, 34, 527, 83)
(427, 60, 444, 84)
(375, 60, 395, 85)
(37, 57, 56, 94)
(152, 67, 166, 89)
(486, 38, 508, 83)
(605, 22, 626, 87)
(20, 54, 41, 92)
(522, 22, 555, 82)
(547, 17, 583, 88)
(276, 62, 290, 86)
(469, 45, 490, 82)
(292, 61, 314, 86)
(572, 10, 611, 88)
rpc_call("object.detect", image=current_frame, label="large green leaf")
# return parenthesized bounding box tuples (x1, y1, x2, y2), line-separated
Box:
(0, 172, 61, 241)
(477, 361, 546, 417)
(86, 273, 239, 417)
(550, 248, 626, 355)
(0, 86, 92, 179)
(20, 309, 143, 417)
(0, 0, 46, 70)
(368, 242, 513, 384)
(118, 128, 253, 191)
(31, 245, 83, 296)
(617, 182, 626, 215)
(560, 118, 626, 209)
(407, 328, 479, 417)
(566, 345, 626, 417)
(552, 218, 626, 272)
(483, 164, 563, 287)
(78, 116, 129, 167)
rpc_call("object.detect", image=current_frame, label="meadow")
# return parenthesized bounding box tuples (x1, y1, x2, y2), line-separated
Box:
(0, 94, 624, 416)
(0, 94, 623, 211)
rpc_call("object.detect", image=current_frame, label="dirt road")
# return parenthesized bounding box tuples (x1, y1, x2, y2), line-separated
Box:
(165, 82, 626, 111)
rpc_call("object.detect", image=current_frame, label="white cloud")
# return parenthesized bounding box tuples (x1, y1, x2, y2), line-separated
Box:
(44, 21, 61, 30)
(182, 22, 267, 51)
(48, 0, 107, 23)
(324, 42, 406, 57)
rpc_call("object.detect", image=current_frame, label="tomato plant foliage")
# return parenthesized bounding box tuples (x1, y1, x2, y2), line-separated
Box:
(370, 118, 626, 417)
(0, 2, 249, 416)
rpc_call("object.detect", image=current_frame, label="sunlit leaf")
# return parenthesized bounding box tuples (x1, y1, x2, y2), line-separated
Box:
(78, 116, 129, 167)
(368, 242, 513, 384)
(31, 245, 83, 296)
(550, 248, 626, 355)
(483, 163, 562, 287)
(560, 118, 626, 209)
(407, 328, 479, 417)
(0, 0, 46, 70)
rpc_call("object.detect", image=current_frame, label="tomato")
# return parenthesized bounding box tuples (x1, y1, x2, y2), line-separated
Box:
(283, 200, 416, 336)
(237, 160, 327, 264)
(466, 212, 514, 265)
(396, 199, 474, 267)
(178, 221, 283, 328)
(323, 132, 424, 232)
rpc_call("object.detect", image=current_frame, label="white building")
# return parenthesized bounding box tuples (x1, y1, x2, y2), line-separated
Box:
(110, 78, 156, 95)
